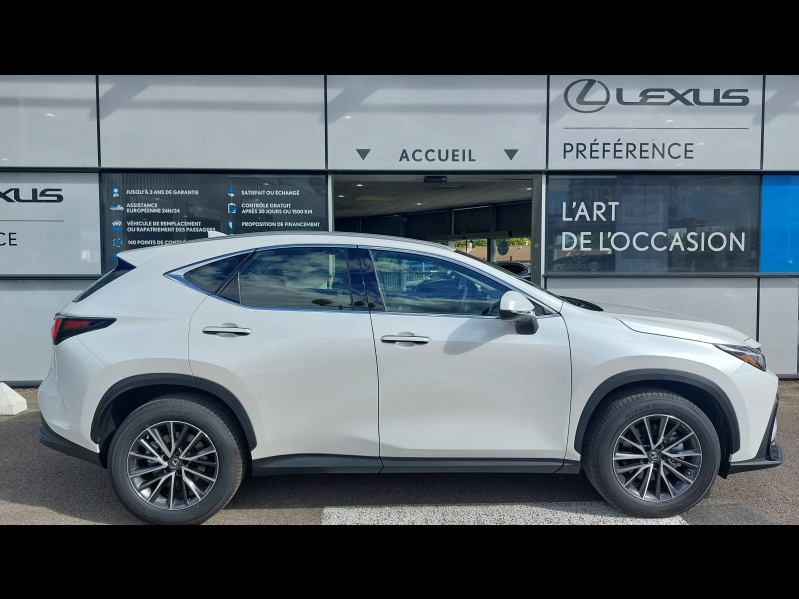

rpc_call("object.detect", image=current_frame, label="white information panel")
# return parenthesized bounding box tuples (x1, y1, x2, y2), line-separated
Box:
(549, 75, 763, 170)
(0, 172, 101, 275)
(327, 75, 548, 170)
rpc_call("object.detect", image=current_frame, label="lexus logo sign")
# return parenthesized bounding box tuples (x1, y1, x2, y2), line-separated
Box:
(563, 78, 750, 112)
(564, 79, 610, 113)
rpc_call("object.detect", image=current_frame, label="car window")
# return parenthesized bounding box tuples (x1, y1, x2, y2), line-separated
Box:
(459, 251, 563, 303)
(232, 247, 353, 310)
(371, 250, 510, 316)
(184, 253, 250, 293)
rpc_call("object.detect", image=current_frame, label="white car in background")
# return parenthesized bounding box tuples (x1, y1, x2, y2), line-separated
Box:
(38, 232, 782, 524)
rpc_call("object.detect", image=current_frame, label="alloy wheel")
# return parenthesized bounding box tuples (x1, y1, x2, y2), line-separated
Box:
(613, 414, 702, 502)
(127, 421, 219, 510)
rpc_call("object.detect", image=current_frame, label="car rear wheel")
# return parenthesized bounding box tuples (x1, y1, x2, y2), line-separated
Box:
(108, 393, 245, 525)
(583, 388, 720, 518)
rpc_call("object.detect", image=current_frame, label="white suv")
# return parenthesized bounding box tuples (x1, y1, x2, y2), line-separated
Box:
(38, 232, 783, 524)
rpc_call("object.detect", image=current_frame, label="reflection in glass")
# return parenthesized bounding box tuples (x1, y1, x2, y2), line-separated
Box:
(372, 250, 508, 316)
(236, 248, 352, 310)
(546, 175, 760, 274)
(185, 254, 249, 293)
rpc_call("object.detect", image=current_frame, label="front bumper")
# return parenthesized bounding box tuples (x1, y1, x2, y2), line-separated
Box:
(724, 395, 783, 476)
(39, 417, 103, 468)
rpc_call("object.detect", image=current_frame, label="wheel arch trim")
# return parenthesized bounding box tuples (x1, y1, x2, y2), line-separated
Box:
(91, 374, 258, 451)
(573, 369, 740, 456)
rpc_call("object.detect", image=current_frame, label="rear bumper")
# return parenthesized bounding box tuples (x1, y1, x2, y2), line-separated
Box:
(725, 395, 783, 476)
(39, 417, 103, 468)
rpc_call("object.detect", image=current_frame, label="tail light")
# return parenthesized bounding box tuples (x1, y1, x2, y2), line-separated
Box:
(52, 315, 115, 345)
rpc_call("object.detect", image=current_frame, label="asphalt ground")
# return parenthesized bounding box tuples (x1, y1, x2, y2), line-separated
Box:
(1, 383, 796, 525)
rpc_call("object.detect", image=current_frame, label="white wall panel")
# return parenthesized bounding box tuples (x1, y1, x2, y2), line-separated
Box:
(327, 75, 547, 170)
(0, 76, 98, 167)
(0, 173, 100, 276)
(99, 76, 325, 169)
(758, 278, 798, 375)
(763, 75, 799, 170)
(549, 75, 762, 170)
(0, 280, 92, 382)
(546, 277, 757, 340)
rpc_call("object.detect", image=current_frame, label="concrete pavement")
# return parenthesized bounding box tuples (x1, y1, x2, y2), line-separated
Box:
(1, 383, 795, 525)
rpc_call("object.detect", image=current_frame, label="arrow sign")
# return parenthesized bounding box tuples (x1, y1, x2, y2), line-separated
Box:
(356, 149, 371, 160)
(504, 149, 519, 160)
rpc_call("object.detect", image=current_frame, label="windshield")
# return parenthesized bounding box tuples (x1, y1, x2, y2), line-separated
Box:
(457, 251, 564, 302)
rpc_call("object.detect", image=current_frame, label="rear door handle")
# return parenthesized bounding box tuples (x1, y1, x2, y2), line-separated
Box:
(380, 335, 430, 344)
(203, 326, 251, 336)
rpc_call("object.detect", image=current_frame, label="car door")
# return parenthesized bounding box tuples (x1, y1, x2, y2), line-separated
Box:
(363, 247, 572, 468)
(187, 246, 380, 465)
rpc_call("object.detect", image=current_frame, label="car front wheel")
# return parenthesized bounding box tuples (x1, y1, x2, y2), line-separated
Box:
(584, 388, 721, 518)
(108, 393, 245, 525)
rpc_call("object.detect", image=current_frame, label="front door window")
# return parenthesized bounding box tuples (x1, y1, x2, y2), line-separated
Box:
(371, 250, 508, 316)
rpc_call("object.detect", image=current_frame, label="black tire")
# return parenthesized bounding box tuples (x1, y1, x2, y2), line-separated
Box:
(583, 388, 720, 518)
(108, 393, 245, 525)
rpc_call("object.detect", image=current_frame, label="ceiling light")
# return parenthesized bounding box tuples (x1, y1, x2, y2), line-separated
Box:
(665, 119, 674, 123)
(356, 183, 363, 187)
(45, 113, 56, 117)
(526, 187, 532, 191)
(0, 158, 8, 161)
(417, 202, 423, 206)
(263, 182, 270, 185)
(337, 194, 345, 198)
(344, 115, 353, 119)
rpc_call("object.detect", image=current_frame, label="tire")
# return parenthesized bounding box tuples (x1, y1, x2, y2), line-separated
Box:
(583, 388, 720, 518)
(108, 393, 245, 525)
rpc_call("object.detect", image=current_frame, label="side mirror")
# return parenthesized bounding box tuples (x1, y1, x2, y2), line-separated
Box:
(499, 291, 539, 335)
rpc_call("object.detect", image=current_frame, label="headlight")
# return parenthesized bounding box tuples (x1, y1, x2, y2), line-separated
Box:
(715, 344, 767, 371)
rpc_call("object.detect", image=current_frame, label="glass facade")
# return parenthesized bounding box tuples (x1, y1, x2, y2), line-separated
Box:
(99, 173, 328, 272)
(546, 174, 760, 274)
(761, 176, 799, 273)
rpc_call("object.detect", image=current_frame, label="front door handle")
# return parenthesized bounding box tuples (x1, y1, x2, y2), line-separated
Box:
(203, 326, 251, 336)
(380, 335, 430, 345)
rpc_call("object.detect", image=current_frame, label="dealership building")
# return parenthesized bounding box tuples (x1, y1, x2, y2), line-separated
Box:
(3, 75, 799, 384)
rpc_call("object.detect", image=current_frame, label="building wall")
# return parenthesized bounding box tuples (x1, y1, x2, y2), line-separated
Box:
(3, 75, 799, 381)
(547, 277, 759, 340)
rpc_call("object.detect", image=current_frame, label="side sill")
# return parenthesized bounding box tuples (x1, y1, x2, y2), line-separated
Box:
(251, 455, 575, 475)
(252, 454, 382, 475)
(380, 458, 564, 474)
(39, 417, 103, 468)
(556, 459, 581, 474)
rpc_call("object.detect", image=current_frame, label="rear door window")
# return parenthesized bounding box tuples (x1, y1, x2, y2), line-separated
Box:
(230, 247, 353, 310)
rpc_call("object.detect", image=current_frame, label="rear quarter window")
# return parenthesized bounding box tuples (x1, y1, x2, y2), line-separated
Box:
(184, 253, 251, 294)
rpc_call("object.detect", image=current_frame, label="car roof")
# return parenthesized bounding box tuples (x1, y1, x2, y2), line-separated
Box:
(161, 230, 456, 252)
